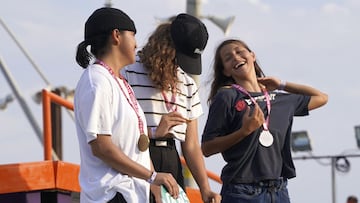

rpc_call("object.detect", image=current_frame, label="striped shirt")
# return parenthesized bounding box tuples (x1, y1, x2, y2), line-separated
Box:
(123, 62, 203, 141)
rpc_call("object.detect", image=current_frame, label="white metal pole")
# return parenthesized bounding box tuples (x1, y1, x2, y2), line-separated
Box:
(186, 0, 201, 17)
(186, 0, 202, 87)
(182, 0, 202, 189)
(0, 55, 59, 160)
(0, 17, 51, 86)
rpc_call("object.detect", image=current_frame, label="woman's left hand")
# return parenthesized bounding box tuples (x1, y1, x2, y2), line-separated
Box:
(257, 77, 281, 91)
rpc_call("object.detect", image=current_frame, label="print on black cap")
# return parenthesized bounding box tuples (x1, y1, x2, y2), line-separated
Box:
(171, 13, 209, 75)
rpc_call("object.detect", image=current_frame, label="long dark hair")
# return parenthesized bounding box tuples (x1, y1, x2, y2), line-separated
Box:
(208, 39, 265, 103)
(75, 30, 112, 69)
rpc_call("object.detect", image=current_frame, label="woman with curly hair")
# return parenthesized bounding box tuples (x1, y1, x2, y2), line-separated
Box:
(123, 14, 221, 203)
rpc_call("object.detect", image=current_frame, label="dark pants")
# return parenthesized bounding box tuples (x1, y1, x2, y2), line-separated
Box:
(221, 178, 290, 203)
(108, 193, 127, 203)
(149, 139, 184, 203)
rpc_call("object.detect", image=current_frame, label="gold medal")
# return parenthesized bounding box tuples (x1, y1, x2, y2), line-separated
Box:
(138, 134, 149, 152)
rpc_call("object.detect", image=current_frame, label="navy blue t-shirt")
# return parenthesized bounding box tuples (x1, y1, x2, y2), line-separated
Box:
(202, 86, 310, 184)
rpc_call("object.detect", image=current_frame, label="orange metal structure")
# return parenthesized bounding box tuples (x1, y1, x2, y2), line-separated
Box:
(0, 89, 222, 202)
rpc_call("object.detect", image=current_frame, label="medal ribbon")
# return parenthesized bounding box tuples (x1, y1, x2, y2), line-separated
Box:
(96, 60, 145, 135)
(232, 84, 271, 131)
(161, 91, 177, 112)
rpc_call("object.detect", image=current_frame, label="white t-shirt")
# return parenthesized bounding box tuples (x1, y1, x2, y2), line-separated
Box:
(74, 63, 151, 203)
(123, 62, 203, 141)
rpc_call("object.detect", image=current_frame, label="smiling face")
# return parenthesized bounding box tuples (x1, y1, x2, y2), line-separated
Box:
(219, 42, 256, 82)
(209, 39, 265, 101)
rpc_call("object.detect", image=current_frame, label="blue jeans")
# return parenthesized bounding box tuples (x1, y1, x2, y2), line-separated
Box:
(221, 178, 290, 203)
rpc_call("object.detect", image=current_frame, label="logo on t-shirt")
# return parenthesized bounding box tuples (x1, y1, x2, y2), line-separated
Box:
(235, 100, 247, 111)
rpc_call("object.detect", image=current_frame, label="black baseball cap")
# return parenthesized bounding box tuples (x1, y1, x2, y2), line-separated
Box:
(85, 7, 136, 41)
(170, 13, 209, 75)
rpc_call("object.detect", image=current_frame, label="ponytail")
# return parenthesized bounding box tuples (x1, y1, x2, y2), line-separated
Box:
(76, 41, 93, 69)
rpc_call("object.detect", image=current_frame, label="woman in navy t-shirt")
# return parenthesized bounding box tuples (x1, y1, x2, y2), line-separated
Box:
(201, 39, 328, 203)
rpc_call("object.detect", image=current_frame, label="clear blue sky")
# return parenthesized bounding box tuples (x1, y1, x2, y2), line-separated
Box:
(1, 0, 360, 202)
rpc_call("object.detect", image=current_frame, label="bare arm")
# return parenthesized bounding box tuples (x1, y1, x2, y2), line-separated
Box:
(258, 77, 328, 110)
(281, 81, 328, 110)
(181, 120, 221, 203)
(90, 135, 179, 197)
(201, 104, 264, 157)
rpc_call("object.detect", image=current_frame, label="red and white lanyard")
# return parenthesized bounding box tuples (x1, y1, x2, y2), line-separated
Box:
(95, 60, 145, 135)
(161, 91, 177, 112)
(232, 84, 271, 131)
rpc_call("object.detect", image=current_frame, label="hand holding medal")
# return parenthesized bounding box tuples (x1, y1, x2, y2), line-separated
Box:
(232, 84, 273, 147)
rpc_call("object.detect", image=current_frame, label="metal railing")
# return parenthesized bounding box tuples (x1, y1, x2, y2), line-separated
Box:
(42, 89, 73, 160)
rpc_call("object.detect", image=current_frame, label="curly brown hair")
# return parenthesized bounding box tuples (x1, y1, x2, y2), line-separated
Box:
(138, 23, 179, 91)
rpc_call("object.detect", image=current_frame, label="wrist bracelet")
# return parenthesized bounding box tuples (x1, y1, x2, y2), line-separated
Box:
(147, 171, 157, 184)
(150, 127, 157, 139)
(279, 80, 286, 90)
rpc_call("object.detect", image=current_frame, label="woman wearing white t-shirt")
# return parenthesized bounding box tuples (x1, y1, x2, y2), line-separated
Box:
(74, 7, 178, 203)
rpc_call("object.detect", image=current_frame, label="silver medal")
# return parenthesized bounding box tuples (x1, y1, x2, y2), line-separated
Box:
(259, 130, 273, 147)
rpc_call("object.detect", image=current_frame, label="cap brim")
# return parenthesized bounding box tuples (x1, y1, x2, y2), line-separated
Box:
(176, 52, 202, 75)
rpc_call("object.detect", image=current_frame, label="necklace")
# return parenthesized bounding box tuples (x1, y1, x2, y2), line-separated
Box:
(95, 60, 149, 151)
(161, 90, 177, 112)
(232, 84, 273, 147)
